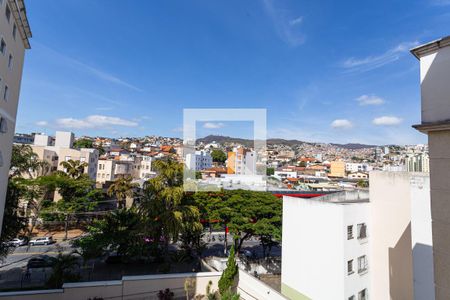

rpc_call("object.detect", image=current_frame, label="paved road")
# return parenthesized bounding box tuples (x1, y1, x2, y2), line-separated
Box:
(0, 240, 75, 270)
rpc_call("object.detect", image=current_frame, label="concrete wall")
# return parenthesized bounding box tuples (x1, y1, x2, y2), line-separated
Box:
(369, 171, 414, 300)
(410, 174, 434, 300)
(0, 272, 222, 300)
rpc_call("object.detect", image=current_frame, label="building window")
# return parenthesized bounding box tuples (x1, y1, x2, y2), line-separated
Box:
(0, 38, 5, 55)
(12, 24, 16, 40)
(347, 225, 353, 240)
(358, 289, 367, 300)
(358, 255, 368, 274)
(0, 116, 7, 133)
(0, 151, 3, 167)
(5, 4, 11, 22)
(357, 223, 367, 239)
(349, 296, 355, 300)
(347, 259, 354, 275)
(8, 54, 12, 69)
(3, 85, 8, 101)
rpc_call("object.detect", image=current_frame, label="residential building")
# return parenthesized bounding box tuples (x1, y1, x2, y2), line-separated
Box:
(13, 133, 33, 144)
(227, 147, 256, 175)
(0, 0, 32, 232)
(185, 150, 212, 171)
(329, 160, 346, 177)
(411, 35, 450, 300)
(31, 132, 99, 180)
(282, 191, 370, 300)
(282, 172, 433, 300)
(406, 152, 430, 172)
(347, 172, 368, 180)
(345, 162, 373, 173)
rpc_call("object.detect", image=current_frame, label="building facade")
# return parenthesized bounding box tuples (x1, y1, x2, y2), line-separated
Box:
(0, 0, 31, 232)
(227, 147, 256, 175)
(185, 150, 212, 171)
(412, 35, 450, 300)
(282, 191, 370, 300)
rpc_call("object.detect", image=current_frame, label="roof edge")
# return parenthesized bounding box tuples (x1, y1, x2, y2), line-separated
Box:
(410, 36, 450, 60)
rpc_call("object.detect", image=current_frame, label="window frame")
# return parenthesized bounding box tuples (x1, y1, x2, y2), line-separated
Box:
(347, 225, 354, 240)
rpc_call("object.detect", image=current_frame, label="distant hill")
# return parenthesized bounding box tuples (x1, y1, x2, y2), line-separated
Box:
(197, 135, 377, 149)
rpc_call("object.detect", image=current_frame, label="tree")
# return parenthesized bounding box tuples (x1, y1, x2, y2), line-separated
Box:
(46, 252, 80, 288)
(211, 149, 227, 164)
(0, 179, 27, 260)
(107, 176, 138, 209)
(73, 208, 145, 262)
(140, 159, 202, 259)
(73, 138, 94, 149)
(266, 167, 275, 176)
(10, 144, 50, 178)
(218, 246, 238, 296)
(59, 159, 88, 179)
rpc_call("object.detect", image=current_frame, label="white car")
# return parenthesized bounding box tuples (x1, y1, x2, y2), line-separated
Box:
(7, 237, 28, 247)
(29, 236, 53, 246)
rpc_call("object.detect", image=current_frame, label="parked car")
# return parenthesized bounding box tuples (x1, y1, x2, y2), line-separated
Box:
(7, 237, 28, 247)
(29, 236, 54, 246)
(27, 255, 56, 269)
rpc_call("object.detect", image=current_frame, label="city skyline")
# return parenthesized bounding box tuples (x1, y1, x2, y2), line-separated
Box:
(15, 0, 450, 144)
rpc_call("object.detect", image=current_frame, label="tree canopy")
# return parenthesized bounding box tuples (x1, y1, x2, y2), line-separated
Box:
(211, 149, 227, 164)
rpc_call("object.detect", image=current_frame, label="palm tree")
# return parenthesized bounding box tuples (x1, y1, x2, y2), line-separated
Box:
(46, 252, 80, 288)
(107, 176, 138, 209)
(59, 159, 88, 179)
(10, 144, 42, 178)
(140, 159, 202, 259)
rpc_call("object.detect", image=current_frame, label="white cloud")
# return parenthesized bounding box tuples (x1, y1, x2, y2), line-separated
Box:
(356, 94, 385, 106)
(203, 122, 225, 129)
(341, 41, 419, 72)
(55, 115, 139, 129)
(36, 121, 48, 127)
(331, 119, 353, 129)
(262, 0, 305, 46)
(289, 16, 303, 26)
(372, 116, 403, 126)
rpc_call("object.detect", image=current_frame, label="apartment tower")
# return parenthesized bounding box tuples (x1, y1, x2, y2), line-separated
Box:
(412, 36, 450, 299)
(0, 0, 31, 232)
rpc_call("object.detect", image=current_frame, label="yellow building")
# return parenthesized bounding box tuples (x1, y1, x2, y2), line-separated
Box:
(330, 160, 346, 177)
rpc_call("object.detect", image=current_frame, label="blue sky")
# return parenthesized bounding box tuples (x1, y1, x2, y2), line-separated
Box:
(16, 0, 450, 144)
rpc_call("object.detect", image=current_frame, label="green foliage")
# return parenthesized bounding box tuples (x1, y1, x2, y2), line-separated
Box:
(266, 167, 275, 176)
(107, 176, 138, 209)
(193, 190, 282, 253)
(211, 149, 227, 163)
(59, 159, 88, 179)
(140, 159, 202, 258)
(218, 246, 238, 295)
(220, 290, 240, 300)
(10, 144, 50, 178)
(73, 208, 146, 261)
(357, 180, 369, 188)
(46, 252, 80, 288)
(0, 179, 27, 260)
(73, 138, 94, 149)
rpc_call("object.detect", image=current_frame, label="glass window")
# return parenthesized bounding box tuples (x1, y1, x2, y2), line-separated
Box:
(357, 223, 367, 239)
(3, 85, 8, 101)
(347, 259, 354, 275)
(12, 24, 16, 40)
(0, 116, 7, 133)
(0, 38, 6, 55)
(5, 4, 11, 22)
(358, 255, 368, 273)
(358, 289, 367, 300)
(8, 54, 12, 69)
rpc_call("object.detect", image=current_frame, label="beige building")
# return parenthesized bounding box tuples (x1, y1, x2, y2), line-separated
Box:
(412, 36, 450, 300)
(31, 132, 99, 180)
(329, 160, 346, 177)
(97, 155, 154, 184)
(0, 0, 32, 232)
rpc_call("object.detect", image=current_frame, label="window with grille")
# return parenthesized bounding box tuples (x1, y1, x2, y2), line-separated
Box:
(347, 259, 354, 275)
(358, 255, 368, 273)
(347, 225, 353, 240)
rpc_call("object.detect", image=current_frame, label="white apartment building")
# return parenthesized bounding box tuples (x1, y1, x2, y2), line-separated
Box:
(411, 36, 450, 299)
(282, 191, 370, 300)
(31, 132, 99, 180)
(185, 150, 212, 171)
(345, 163, 373, 173)
(0, 0, 32, 232)
(406, 152, 429, 172)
